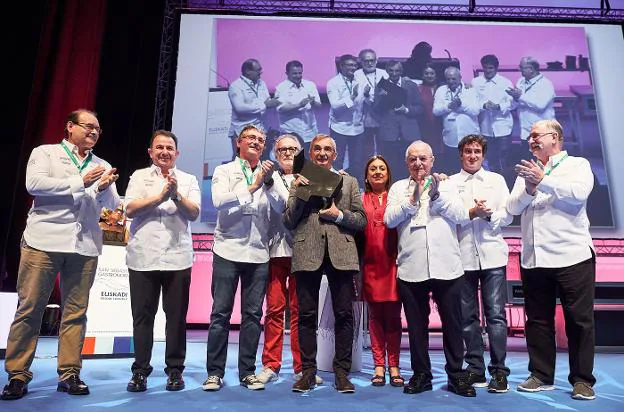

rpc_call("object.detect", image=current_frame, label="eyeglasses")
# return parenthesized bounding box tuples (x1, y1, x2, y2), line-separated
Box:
(242, 134, 266, 144)
(74, 122, 102, 135)
(277, 146, 299, 154)
(528, 132, 555, 141)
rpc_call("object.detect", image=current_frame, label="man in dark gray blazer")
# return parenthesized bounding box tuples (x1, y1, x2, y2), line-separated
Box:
(283, 134, 367, 393)
(373, 60, 424, 180)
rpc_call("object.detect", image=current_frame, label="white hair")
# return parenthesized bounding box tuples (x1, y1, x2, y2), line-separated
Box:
(272, 134, 302, 156)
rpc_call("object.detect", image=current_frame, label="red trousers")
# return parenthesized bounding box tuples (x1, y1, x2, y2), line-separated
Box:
(368, 301, 402, 367)
(261, 257, 301, 373)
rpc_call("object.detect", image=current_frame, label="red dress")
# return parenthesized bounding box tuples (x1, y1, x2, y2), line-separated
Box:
(418, 83, 443, 154)
(362, 192, 399, 302)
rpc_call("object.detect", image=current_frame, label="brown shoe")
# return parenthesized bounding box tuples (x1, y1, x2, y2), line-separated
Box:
(292, 372, 316, 393)
(334, 373, 355, 393)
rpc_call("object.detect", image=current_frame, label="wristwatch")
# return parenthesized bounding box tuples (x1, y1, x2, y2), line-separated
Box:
(264, 177, 274, 187)
(172, 193, 182, 202)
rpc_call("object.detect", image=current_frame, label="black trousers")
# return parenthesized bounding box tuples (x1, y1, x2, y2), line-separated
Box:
(521, 252, 596, 386)
(398, 277, 465, 381)
(128, 268, 192, 376)
(295, 255, 355, 375)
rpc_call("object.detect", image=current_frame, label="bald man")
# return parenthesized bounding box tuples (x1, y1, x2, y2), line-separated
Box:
(384, 141, 474, 398)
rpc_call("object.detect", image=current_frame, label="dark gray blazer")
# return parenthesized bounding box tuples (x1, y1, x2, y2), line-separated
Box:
(283, 174, 367, 273)
(373, 77, 424, 142)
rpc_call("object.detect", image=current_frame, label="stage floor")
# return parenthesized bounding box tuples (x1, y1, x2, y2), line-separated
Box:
(1, 331, 623, 411)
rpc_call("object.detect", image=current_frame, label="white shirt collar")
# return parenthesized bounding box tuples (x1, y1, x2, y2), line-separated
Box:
(62, 139, 92, 157)
(459, 167, 486, 181)
(150, 163, 177, 178)
(524, 73, 543, 86)
(546, 150, 568, 167)
(241, 75, 258, 85)
(484, 74, 499, 84)
(287, 79, 304, 89)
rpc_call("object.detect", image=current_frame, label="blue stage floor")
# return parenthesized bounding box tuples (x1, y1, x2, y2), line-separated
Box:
(2, 331, 623, 411)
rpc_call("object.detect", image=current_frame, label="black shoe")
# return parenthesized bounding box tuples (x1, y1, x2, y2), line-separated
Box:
(403, 373, 432, 394)
(1, 379, 28, 400)
(57, 374, 89, 395)
(465, 371, 488, 388)
(127, 372, 148, 392)
(334, 373, 355, 393)
(292, 372, 316, 393)
(488, 372, 509, 393)
(166, 371, 185, 391)
(448, 374, 477, 397)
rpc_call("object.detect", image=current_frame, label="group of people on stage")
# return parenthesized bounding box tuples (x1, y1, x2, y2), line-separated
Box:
(228, 47, 556, 184)
(2, 106, 596, 403)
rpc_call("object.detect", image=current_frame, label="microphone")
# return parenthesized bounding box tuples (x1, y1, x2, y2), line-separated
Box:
(210, 69, 230, 88)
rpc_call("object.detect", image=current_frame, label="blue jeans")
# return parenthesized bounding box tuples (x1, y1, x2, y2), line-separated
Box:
(461, 266, 510, 376)
(206, 253, 269, 380)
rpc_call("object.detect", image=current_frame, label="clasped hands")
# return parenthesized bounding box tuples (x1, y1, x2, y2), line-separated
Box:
(470, 199, 493, 220)
(410, 173, 443, 205)
(160, 175, 179, 202)
(83, 166, 119, 191)
(249, 160, 275, 193)
(515, 159, 544, 195)
(448, 97, 462, 110)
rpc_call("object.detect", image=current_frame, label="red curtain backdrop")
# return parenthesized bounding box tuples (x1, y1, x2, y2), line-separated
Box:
(27, 0, 107, 146)
(1, 0, 108, 291)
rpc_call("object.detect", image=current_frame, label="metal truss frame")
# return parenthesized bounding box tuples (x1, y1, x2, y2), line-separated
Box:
(153, 0, 623, 130)
(191, 235, 624, 255)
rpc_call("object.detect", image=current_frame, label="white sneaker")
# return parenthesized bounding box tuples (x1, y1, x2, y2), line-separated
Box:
(202, 376, 223, 391)
(256, 367, 278, 384)
(240, 374, 265, 390)
(293, 372, 323, 385)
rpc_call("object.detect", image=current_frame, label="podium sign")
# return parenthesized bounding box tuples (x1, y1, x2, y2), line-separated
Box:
(83, 245, 165, 357)
(0, 293, 18, 354)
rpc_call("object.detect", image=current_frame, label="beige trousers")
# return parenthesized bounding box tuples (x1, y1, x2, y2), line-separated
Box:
(4, 246, 97, 383)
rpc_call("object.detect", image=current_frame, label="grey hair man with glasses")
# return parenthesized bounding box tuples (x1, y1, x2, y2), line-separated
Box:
(508, 119, 596, 400)
(203, 125, 286, 392)
(2, 109, 120, 401)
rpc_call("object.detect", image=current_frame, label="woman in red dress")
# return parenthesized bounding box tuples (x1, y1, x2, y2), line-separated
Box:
(361, 155, 403, 387)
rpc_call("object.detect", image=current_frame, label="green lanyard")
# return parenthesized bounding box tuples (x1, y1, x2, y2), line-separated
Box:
(61, 141, 92, 173)
(411, 176, 432, 201)
(342, 75, 353, 95)
(422, 176, 432, 193)
(544, 153, 568, 176)
(239, 158, 254, 186)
